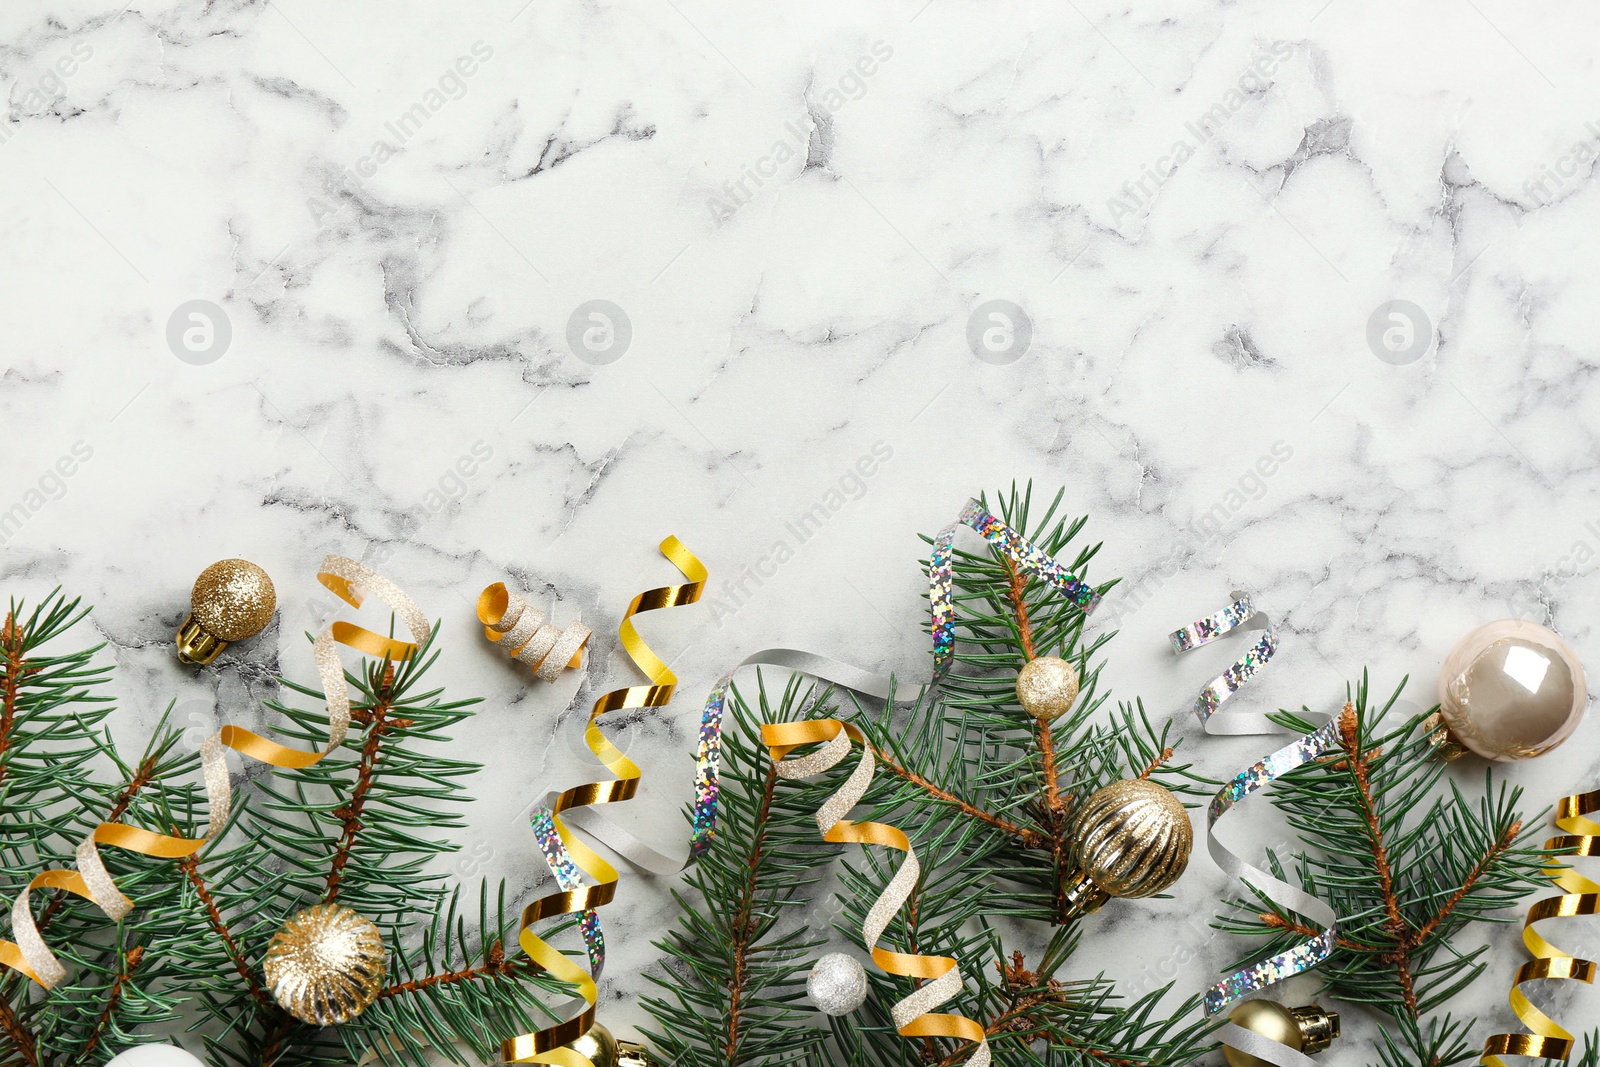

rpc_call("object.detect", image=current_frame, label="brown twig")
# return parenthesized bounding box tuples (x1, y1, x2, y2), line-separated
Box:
(0, 613, 24, 792)
(723, 757, 783, 1059)
(1335, 703, 1420, 1013)
(77, 946, 144, 1060)
(926, 953, 1136, 1067)
(179, 856, 274, 1011)
(1001, 555, 1083, 923)
(1258, 913, 1368, 952)
(873, 755, 1042, 848)
(376, 941, 527, 999)
(324, 664, 399, 902)
(1137, 747, 1175, 780)
(0, 993, 39, 1067)
(31, 758, 159, 944)
(1412, 820, 1522, 944)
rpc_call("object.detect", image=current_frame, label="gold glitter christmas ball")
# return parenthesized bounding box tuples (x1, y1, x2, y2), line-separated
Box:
(561, 1022, 618, 1067)
(176, 559, 276, 665)
(1071, 778, 1193, 899)
(263, 904, 386, 1026)
(1015, 656, 1080, 719)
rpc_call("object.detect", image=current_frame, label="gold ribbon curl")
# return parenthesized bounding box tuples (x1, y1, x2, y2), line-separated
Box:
(1481, 789, 1600, 1065)
(761, 718, 991, 1067)
(0, 557, 431, 989)
(501, 536, 707, 1067)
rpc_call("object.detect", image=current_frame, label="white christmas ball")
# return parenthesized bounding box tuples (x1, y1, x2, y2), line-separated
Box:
(807, 952, 868, 1016)
(106, 1046, 205, 1067)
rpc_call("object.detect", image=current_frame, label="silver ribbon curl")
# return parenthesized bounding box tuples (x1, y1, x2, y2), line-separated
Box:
(1173, 592, 1339, 1067)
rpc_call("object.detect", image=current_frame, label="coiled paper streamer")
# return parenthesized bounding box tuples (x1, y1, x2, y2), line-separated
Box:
(568, 497, 1099, 873)
(478, 582, 590, 682)
(500, 536, 706, 1067)
(762, 718, 990, 1067)
(0, 557, 431, 989)
(1171, 593, 1340, 1067)
(1480, 789, 1600, 1065)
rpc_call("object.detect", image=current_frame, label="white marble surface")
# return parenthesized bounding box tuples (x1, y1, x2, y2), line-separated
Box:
(4, 0, 1600, 1061)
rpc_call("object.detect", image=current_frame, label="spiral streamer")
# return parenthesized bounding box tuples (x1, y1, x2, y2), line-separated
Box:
(478, 582, 590, 682)
(500, 536, 706, 1067)
(613, 497, 1098, 871)
(762, 718, 990, 1067)
(0, 557, 431, 989)
(1171, 592, 1340, 1067)
(1480, 790, 1600, 1065)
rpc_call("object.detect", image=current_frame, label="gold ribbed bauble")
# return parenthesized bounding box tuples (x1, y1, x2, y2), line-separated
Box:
(1061, 778, 1193, 916)
(1016, 656, 1080, 719)
(556, 1022, 653, 1067)
(176, 559, 276, 665)
(1222, 1001, 1340, 1067)
(263, 904, 386, 1026)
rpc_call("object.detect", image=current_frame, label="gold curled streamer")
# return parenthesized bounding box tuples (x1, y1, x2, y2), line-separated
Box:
(0, 556, 431, 989)
(761, 718, 991, 1067)
(501, 536, 707, 1067)
(1481, 789, 1600, 1065)
(478, 583, 590, 682)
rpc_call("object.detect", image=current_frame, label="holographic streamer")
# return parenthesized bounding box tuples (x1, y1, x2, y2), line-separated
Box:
(930, 499, 1099, 676)
(1172, 593, 1340, 1067)
(561, 500, 1095, 891)
(1480, 790, 1600, 1066)
(678, 499, 1097, 860)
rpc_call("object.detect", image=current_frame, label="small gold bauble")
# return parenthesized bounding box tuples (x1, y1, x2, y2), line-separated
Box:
(1071, 778, 1193, 900)
(1223, 1001, 1339, 1067)
(263, 904, 386, 1026)
(562, 1021, 618, 1067)
(616, 1039, 652, 1067)
(176, 559, 276, 665)
(1016, 656, 1080, 719)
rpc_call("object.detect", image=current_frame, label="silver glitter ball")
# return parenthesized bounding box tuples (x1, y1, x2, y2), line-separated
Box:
(806, 952, 868, 1016)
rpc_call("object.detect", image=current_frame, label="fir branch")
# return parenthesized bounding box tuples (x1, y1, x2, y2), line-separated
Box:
(0, 996, 39, 1067)
(1217, 673, 1552, 1067)
(176, 856, 273, 1013)
(324, 662, 400, 903)
(871, 754, 1042, 848)
(75, 947, 143, 1062)
(642, 676, 837, 1067)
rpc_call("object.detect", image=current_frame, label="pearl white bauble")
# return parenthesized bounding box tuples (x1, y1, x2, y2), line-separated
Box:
(106, 1046, 206, 1067)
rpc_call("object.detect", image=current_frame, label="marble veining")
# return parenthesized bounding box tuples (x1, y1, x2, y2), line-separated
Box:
(3, 0, 1600, 1059)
